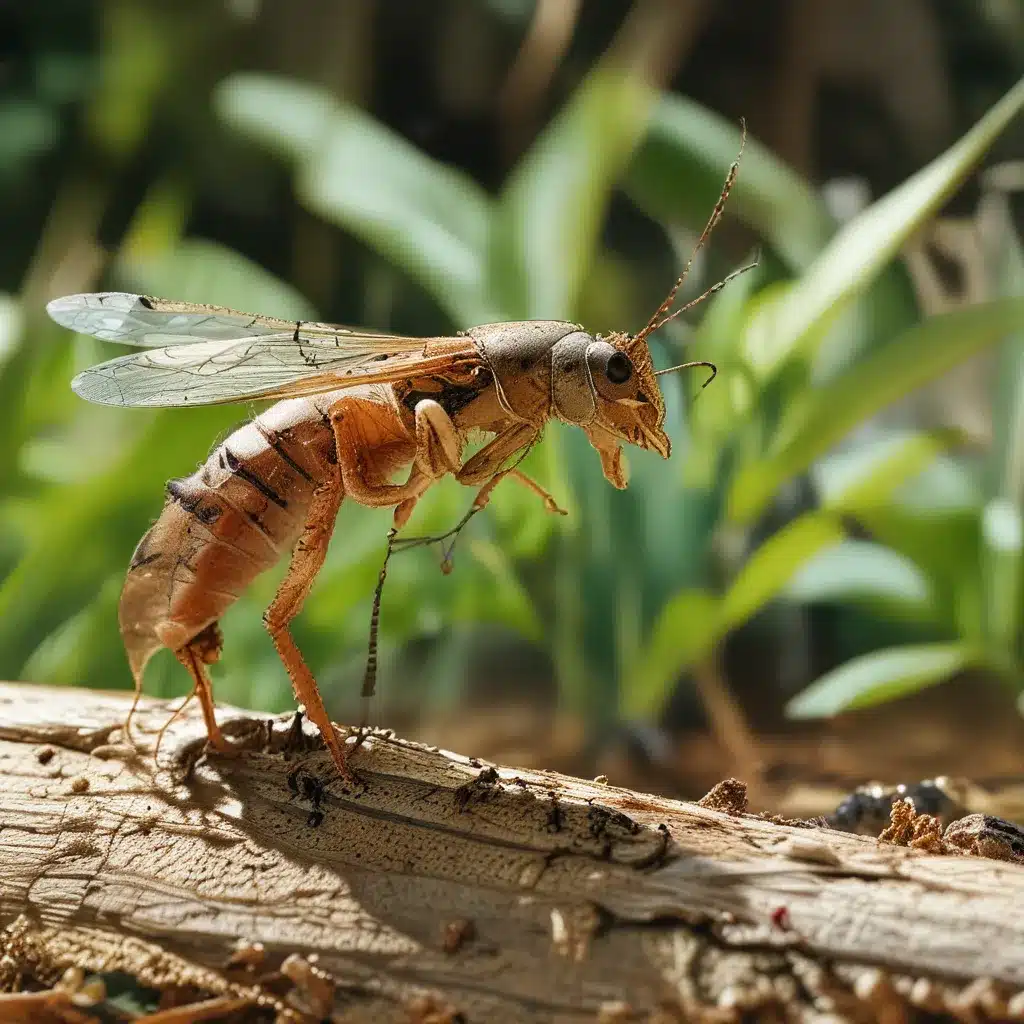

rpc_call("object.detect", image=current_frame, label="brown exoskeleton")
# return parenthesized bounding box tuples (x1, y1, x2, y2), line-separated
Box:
(47, 139, 751, 782)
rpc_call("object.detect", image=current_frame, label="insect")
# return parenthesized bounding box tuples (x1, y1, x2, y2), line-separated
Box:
(47, 134, 751, 783)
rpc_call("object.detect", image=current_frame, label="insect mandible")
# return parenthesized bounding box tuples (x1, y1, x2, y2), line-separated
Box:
(47, 132, 752, 782)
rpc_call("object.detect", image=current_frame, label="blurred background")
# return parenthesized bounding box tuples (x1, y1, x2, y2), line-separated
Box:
(2, 0, 1023, 818)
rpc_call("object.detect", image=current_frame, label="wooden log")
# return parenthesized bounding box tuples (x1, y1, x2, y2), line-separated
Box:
(0, 681, 1022, 1023)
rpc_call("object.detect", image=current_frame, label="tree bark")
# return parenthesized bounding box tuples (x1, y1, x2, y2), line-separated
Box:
(1, 682, 1022, 1023)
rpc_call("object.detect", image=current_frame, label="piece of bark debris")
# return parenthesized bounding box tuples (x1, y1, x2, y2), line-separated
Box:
(944, 813, 1024, 863)
(773, 836, 842, 866)
(281, 952, 334, 1019)
(441, 918, 475, 954)
(697, 778, 748, 815)
(545, 792, 563, 833)
(69, 776, 90, 794)
(880, 800, 1024, 863)
(406, 990, 465, 1023)
(454, 766, 500, 811)
(35, 746, 55, 765)
(549, 904, 601, 963)
(223, 941, 265, 979)
(597, 1000, 635, 1022)
(878, 799, 944, 852)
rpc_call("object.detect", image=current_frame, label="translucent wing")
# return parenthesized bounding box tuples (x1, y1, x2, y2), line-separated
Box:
(48, 292, 479, 408)
(47, 292, 306, 346)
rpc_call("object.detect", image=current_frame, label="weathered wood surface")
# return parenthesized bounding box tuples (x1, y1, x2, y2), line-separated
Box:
(1, 682, 1023, 1023)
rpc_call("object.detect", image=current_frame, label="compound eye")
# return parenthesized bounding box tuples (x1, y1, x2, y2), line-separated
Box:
(605, 351, 633, 384)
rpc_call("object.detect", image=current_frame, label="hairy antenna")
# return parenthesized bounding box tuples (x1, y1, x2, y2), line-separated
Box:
(635, 118, 756, 347)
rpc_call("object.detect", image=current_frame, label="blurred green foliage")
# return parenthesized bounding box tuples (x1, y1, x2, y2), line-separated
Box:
(1, 2, 1023, 744)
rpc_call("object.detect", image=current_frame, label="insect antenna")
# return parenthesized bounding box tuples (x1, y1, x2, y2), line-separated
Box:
(633, 119, 756, 348)
(653, 359, 717, 387)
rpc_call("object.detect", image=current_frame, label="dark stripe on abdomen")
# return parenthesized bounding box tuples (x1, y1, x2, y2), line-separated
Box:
(221, 448, 289, 509)
(254, 422, 316, 484)
(166, 478, 223, 525)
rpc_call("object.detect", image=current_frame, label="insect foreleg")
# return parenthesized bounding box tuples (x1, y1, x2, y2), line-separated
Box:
(391, 424, 542, 563)
(263, 476, 355, 783)
(175, 633, 231, 754)
(506, 468, 568, 515)
(455, 422, 538, 486)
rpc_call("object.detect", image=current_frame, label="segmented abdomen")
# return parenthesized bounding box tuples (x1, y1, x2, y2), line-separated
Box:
(119, 393, 343, 682)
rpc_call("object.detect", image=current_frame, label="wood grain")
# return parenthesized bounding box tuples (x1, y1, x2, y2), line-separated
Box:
(1, 682, 1022, 1022)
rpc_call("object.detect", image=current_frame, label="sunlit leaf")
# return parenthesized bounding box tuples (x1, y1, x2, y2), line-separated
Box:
(746, 77, 1024, 377)
(88, 3, 176, 157)
(813, 429, 960, 513)
(0, 294, 22, 363)
(729, 298, 1024, 522)
(787, 643, 981, 718)
(784, 540, 932, 609)
(0, 404, 232, 682)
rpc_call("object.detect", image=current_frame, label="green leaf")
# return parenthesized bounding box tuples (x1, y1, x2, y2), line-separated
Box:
(491, 67, 655, 319)
(746, 77, 1024, 377)
(787, 643, 981, 718)
(814, 429, 959, 514)
(213, 74, 336, 159)
(626, 95, 833, 272)
(784, 540, 932, 609)
(729, 298, 1024, 523)
(981, 184, 1024, 657)
(980, 497, 1023, 662)
(625, 588, 719, 719)
(719, 512, 845, 631)
(214, 73, 494, 325)
(987, 191, 1024, 508)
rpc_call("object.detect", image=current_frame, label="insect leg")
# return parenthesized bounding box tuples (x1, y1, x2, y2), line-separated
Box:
(454, 422, 538, 484)
(413, 398, 462, 478)
(174, 639, 232, 753)
(350, 397, 468, 709)
(263, 477, 355, 783)
(390, 423, 540, 564)
(506, 468, 568, 515)
(330, 398, 434, 517)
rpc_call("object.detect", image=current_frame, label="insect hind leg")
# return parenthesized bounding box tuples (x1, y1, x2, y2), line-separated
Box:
(173, 623, 231, 754)
(262, 477, 357, 783)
